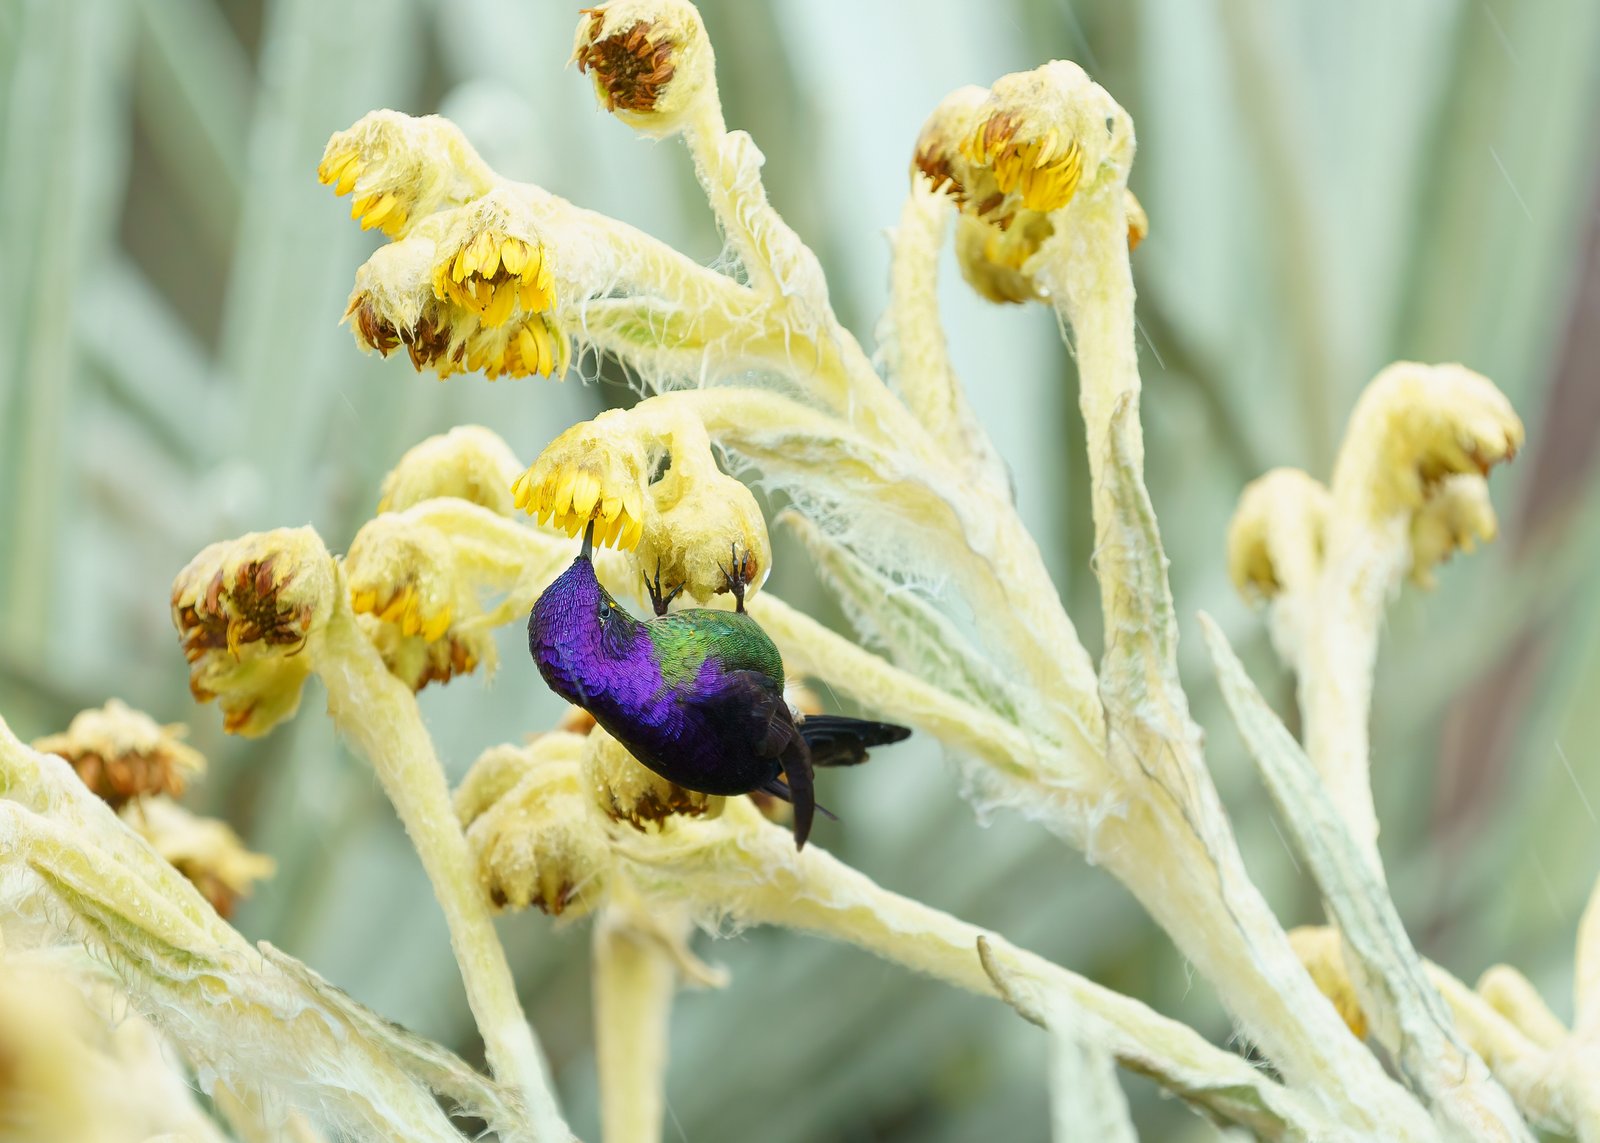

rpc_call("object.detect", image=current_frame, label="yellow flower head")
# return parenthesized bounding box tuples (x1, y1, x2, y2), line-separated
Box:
(960, 61, 1128, 221)
(912, 85, 991, 207)
(573, 0, 715, 136)
(344, 216, 570, 381)
(430, 190, 555, 328)
(1333, 362, 1524, 518)
(378, 425, 524, 515)
(346, 513, 495, 691)
(32, 699, 205, 811)
(635, 464, 770, 607)
(1226, 468, 1332, 602)
(954, 210, 1053, 304)
(512, 410, 651, 549)
(122, 796, 276, 919)
(1408, 474, 1498, 589)
(459, 738, 609, 917)
(584, 726, 720, 828)
(318, 110, 495, 238)
(170, 528, 336, 737)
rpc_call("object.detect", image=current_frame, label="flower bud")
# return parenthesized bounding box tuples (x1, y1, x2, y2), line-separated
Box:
(1226, 469, 1332, 602)
(583, 726, 720, 828)
(1408, 474, 1498, 589)
(634, 466, 770, 606)
(318, 110, 495, 238)
(1332, 362, 1523, 519)
(32, 699, 204, 810)
(377, 425, 524, 515)
(573, 0, 716, 137)
(170, 529, 336, 736)
(345, 513, 497, 691)
(461, 740, 608, 917)
(122, 796, 276, 919)
(512, 410, 651, 550)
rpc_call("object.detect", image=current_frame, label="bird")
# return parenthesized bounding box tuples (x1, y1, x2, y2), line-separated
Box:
(528, 524, 910, 848)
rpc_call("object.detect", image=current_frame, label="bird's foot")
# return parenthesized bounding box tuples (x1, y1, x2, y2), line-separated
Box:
(643, 559, 685, 618)
(721, 543, 757, 613)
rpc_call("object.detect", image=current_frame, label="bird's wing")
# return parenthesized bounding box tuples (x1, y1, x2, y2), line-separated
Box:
(694, 669, 817, 849)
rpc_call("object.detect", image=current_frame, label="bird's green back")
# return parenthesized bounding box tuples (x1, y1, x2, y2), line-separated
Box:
(646, 609, 784, 688)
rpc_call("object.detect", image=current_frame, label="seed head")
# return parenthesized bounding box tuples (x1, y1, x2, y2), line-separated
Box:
(32, 700, 205, 810)
(573, 0, 715, 136)
(170, 529, 336, 737)
(512, 411, 651, 550)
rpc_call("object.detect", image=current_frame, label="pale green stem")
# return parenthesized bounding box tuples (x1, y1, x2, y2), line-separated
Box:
(624, 807, 1336, 1140)
(592, 904, 678, 1143)
(311, 601, 569, 1141)
(1577, 876, 1600, 1037)
(883, 185, 1009, 496)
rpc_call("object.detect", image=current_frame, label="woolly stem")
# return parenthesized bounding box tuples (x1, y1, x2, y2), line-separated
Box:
(311, 600, 568, 1140)
(592, 904, 678, 1143)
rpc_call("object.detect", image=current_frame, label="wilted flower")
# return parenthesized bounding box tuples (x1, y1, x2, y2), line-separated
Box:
(512, 411, 651, 549)
(123, 796, 276, 918)
(317, 109, 495, 237)
(341, 200, 568, 382)
(583, 726, 720, 828)
(377, 425, 525, 516)
(573, 0, 715, 136)
(170, 529, 335, 736)
(32, 699, 204, 810)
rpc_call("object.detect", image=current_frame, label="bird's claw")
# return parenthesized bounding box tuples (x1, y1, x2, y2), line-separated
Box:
(643, 559, 685, 618)
(721, 542, 757, 613)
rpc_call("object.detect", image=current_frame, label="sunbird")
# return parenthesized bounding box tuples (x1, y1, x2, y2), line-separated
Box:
(528, 525, 909, 848)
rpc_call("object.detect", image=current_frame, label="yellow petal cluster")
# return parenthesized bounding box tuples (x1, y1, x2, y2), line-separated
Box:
(170, 528, 336, 737)
(431, 203, 555, 328)
(377, 425, 525, 516)
(123, 796, 276, 919)
(345, 513, 494, 691)
(1289, 926, 1370, 1041)
(964, 112, 1083, 214)
(572, 0, 715, 136)
(317, 110, 495, 238)
(459, 737, 610, 917)
(512, 411, 651, 549)
(32, 699, 204, 810)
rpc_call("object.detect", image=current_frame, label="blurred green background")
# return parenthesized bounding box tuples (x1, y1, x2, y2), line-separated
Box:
(3, 0, 1600, 1138)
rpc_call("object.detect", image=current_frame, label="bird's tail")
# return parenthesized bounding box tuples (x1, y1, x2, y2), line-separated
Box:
(798, 715, 912, 768)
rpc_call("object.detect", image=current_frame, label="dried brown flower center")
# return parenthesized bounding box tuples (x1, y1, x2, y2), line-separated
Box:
(576, 15, 677, 114)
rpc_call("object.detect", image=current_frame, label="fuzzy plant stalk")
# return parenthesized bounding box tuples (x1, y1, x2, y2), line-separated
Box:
(0, 717, 531, 1143)
(168, 528, 567, 1138)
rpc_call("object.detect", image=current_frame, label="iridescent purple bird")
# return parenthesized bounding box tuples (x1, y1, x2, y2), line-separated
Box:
(529, 526, 909, 848)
